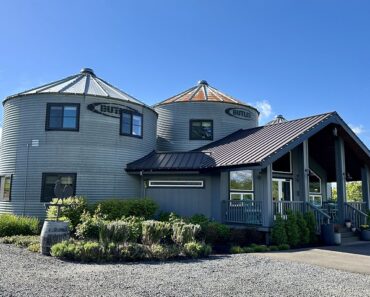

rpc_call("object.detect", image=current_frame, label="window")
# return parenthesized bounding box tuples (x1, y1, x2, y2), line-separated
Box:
(309, 195, 322, 207)
(41, 173, 76, 202)
(46, 103, 80, 131)
(0, 175, 12, 202)
(229, 170, 254, 200)
(272, 152, 292, 173)
(190, 120, 213, 140)
(120, 110, 143, 137)
(309, 170, 321, 193)
(148, 180, 204, 188)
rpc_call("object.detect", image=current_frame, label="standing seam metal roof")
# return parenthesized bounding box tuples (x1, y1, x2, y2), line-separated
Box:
(126, 112, 347, 171)
(4, 68, 152, 109)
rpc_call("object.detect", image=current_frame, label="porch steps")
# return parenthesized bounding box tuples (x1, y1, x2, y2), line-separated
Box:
(338, 227, 362, 245)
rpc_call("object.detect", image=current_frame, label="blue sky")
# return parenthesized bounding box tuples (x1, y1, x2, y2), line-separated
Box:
(1, 0, 370, 146)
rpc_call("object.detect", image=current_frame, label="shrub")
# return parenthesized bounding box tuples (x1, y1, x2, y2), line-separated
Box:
(119, 243, 150, 261)
(142, 220, 172, 245)
(230, 245, 244, 254)
(172, 222, 200, 246)
(252, 245, 269, 253)
(28, 242, 40, 253)
(183, 241, 212, 258)
(189, 214, 210, 226)
(271, 215, 287, 245)
(229, 228, 265, 247)
(296, 212, 310, 245)
(0, 214, 40, 237)
(99, 221, 131, 245)
(46, 196, 87, 232)
(0, 235, 39, 247)
(121, 216, 145, 242)
(93, 198, 158, 221)
(203, 222, 231, 246)
(304, 211, 317, 243)
(51, 240, 102, 262)
(278, 244, 290, 250)
(149, 244, 180, 260)
(269, 245, 279, 251)
(285, 211, 300, 247)
(50, 240, 77, 260)
(243, 247, 254, 253)
(81, 241, 101, 262)
(75, 211, 104, 240)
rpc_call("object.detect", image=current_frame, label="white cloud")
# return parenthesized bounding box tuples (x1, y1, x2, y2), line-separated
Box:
(349, 124, 364, 135)
(256, 100, 273, 119)
(0, 127, 2, 142)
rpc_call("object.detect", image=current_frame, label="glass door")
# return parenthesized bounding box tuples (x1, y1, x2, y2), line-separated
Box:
(273, 178, 292, 215)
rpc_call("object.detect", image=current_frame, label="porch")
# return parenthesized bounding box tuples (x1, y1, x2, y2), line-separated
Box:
(222, 200, 368, 233)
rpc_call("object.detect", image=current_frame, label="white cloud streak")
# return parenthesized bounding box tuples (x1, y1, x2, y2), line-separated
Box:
(256, 100, 273, 119)
(349, 124, 364, 135)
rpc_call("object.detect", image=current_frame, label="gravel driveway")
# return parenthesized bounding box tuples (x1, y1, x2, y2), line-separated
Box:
(1, 244, 370, 297)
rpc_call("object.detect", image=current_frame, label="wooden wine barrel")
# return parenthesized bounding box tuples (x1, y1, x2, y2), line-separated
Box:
(40, 220, 70, 255)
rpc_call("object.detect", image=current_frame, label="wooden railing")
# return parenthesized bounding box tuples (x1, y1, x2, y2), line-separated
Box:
(223, 200, 263, 225)
(273, 201, 305, 216)
(305, 202, 331, 234)
(344, 202, 368, 229)
(346, 202, 367, 213)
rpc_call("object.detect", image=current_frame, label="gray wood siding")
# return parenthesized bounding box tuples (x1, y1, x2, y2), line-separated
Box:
(155, 102, 258, 151)
(0, 94, 157, 217)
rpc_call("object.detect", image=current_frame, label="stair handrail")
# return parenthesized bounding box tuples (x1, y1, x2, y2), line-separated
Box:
(305, 202, 331, 233)
(344, 202, 368, 229)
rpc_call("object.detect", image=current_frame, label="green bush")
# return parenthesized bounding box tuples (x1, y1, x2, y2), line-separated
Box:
(172, 222, 200, 246)
(183, 241, 212, 258)
(119, 243, 150, 261)
(51, 240, 102, 262)
(0, 235, 40, 247)
(252, 245, 269, 253)
(75, 211, 104, 240)
(269, 245, 279, 251)
(243, 247, 254, 253)
(189, 214, 210, 226)
(304, 211, 317, 243)
(142, 220, 172, 245)
(271, 214, 287, 245)
(0, 214, 40, 237)
(28, 242, 40, 253)
(149, 244, 180, 260)
(93, 198, 158, 221)
(296, 212, 310, 245)
(230, 245, 244, 254)
(99, 221, 131, 245)
(46, 196, 87, 232)
(285, 211, 300, 247)
(278, 244, 290, 250)
(203, 222, 231, 246)
(121, 216, 145, 242)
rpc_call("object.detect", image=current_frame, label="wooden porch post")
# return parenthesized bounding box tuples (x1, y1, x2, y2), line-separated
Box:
(302, 140, 310, 203)
(361, 166, 370, 211)
(262, 165, 273, 228)
(334, 136, 346, 224)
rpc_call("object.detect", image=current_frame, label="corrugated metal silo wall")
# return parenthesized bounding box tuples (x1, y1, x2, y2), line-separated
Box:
(155, 102, 258, 151)
(0, 94, 157, 217)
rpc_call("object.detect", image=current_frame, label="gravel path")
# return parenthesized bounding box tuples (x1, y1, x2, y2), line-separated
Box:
(1, 244, 370, 297)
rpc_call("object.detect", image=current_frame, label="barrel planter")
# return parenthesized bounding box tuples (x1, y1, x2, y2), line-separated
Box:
(321, 223, 335, 245)
(361, 230, 370, 241)
(40, 220, 70, 255)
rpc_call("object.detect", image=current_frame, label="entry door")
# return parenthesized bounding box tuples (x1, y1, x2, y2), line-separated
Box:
(272, 178, 292, 202)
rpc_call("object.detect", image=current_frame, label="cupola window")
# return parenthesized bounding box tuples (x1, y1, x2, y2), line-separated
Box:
(189, 120, 213, 140)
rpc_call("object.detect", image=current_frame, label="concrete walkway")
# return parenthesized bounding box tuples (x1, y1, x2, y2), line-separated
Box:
(257, 242, 370, 275)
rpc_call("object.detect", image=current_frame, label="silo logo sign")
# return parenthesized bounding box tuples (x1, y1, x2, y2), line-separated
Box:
(87, 103, 137, 118)
(225, 108, 252, 120)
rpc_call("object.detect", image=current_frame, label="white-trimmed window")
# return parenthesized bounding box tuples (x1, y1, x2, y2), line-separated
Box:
(0, 175, 12, 202)
(309, 170, 322, 207)
(229, 170, 254, 200)
(148, 180, 204, 188)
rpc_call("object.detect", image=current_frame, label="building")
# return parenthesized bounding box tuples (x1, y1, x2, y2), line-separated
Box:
(1, 68, 370, 233)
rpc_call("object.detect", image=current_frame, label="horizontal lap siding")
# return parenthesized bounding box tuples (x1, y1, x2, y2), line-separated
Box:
(0, 94, 156, 217)
(156, 102, 258, 152)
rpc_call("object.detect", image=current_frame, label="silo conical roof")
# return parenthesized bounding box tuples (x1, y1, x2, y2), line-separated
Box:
(5, 68, 150, 108)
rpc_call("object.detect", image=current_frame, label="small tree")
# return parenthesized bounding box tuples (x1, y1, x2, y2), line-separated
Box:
(304, 211, 317, 243)
(285, 210, 300, 247)
(296, 212, 309, 245)
(271, 214, 287, 245)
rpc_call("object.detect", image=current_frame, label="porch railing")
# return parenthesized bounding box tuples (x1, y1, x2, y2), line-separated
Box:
(223, 200, 263, 225)
(344, 202, 368, 229)
(273, 201, 305, 216)
(306, 202, 331, 234)
(346, 202, 367, 213)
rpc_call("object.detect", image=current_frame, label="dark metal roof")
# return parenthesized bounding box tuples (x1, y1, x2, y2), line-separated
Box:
(126, 112, 370, 172)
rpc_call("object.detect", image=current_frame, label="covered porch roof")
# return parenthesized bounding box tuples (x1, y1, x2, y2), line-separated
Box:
(126, 112, 370, 174)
